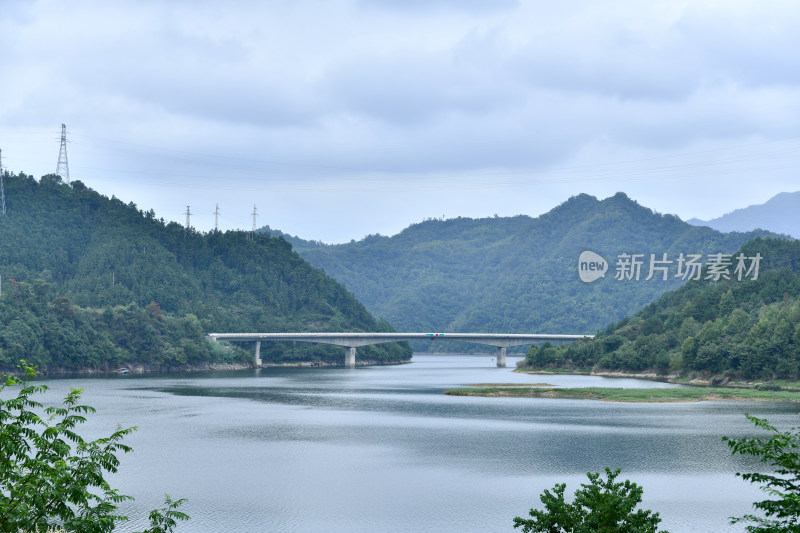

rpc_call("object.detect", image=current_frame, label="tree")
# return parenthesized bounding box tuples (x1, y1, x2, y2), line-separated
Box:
(513, 467, 666, 533)
(0, 363, 188, 532)
(724, 414, 800, 532)
(139, 495, 190, 533)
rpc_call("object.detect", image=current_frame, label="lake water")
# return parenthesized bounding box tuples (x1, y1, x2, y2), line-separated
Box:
(35, 354, 800, 532)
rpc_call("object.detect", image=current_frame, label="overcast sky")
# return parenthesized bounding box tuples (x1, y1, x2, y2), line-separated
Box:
(1, 0, 799, 243)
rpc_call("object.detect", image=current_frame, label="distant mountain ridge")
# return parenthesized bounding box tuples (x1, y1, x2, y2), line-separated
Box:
(687, 191, 800, 238)
(263, 193, 779, 351)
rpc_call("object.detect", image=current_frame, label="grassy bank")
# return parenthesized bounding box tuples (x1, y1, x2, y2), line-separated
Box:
(443, 386, 800, 402)
(515, 368, 800, 390)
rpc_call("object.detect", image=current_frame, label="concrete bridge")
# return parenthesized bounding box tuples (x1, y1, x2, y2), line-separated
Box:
(207, 332, 594, 368)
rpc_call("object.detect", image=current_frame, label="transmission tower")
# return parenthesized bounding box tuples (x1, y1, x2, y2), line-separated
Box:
(185, 205, 192, 229)
(0, 148, 6, 214)
(213, 204, 221, 231)
(55, 124, 70, 183)
(251, 205, 258, 240)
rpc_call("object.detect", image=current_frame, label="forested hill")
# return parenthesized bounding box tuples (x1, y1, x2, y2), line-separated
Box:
(522, 238, 800, 381)
(0, 172, 411, 372)
(271, 193, 775, 346)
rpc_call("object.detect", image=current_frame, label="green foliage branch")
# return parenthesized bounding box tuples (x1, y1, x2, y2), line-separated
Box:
(513, 467, 666, 533)
(139, 495, 189, 533)
(724, 414, 800, 532)
(0, 362, 187, 532)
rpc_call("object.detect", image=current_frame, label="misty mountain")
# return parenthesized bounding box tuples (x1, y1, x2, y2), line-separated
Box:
(687, 191, 800, 238)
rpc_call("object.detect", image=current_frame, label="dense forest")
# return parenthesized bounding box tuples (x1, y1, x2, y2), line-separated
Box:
(0, 172, 411, 372)
(521, 237, 800, 381)
(270, 193, 776, 351)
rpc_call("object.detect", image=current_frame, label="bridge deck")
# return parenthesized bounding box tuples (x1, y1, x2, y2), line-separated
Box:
(209, 331, 594, 368)
(208, 332, 592, 348)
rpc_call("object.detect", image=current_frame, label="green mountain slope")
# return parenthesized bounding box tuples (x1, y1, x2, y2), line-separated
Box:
(272, 193, 774, 349)
(522, 237, 800, 381)
(0, 173, 411, 372)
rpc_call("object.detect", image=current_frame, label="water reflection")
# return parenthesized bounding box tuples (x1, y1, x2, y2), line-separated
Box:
(36, 354, 800, 532)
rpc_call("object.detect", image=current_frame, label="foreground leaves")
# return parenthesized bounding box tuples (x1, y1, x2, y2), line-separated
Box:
(513, 467, 667, 533)
(724, 414, 800, 532)
(0, 362, 188, 533)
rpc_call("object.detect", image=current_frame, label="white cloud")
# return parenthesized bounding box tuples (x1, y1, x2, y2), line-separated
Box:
(0, 0, 799, 242)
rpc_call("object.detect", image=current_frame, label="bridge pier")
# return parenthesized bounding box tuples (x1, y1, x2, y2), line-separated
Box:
(345, 347, 356, 368)
(496, 346, 506, 368)
(254, 340, 262, 367)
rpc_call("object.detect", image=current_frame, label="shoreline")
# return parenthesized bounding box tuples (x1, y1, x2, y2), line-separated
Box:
(443, 385, 800, 403)
(514, 367, 799, 391)
(8, 358, 412, 377)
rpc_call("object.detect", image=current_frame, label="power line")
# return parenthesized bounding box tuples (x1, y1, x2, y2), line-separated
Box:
(213, 203, 221, 231)
(59, 129, 800, 183)
(185, 205, 192, 229)
(4, 127, 800, 193)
